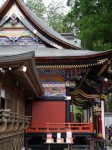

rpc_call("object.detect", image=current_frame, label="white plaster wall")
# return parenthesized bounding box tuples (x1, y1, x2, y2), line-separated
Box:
(105, 113, 112, 128)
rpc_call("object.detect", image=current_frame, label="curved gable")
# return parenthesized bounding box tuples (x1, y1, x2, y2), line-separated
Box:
(0, 0, 81, 49)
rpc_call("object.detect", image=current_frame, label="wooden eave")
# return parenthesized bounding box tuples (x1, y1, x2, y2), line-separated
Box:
(73, 97, 92, 108)
(0, 51, 44, 98)
(0, 0, 81, 50)
(0, 46, 111, 67)
(71, 89, 101, 101)
(35, 49, 112, 61)
(36, 50, 112, 71)
(71, 89, 102, 107)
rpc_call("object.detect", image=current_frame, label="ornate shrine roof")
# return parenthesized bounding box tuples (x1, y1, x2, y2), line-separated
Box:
(0, 51, 44, 98)
(0, 0, 81, 49)
(0, 0, 112, 105)
(0, 45, 98, 57)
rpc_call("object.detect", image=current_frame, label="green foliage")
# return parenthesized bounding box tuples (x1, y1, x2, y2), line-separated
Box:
(46, 1, 66, 33)
(73, 105, 83, 114)
(67, 0, 70, 6)
(26, 0, 67, 33)
(63, 10, 75, 32)
(65, 0, 112, 50)
(26, 0, 46, 20)
(105, 93, 112, 112)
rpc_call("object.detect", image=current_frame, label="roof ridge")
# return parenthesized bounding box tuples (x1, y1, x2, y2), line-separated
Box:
(0, 0, 81, 50)
(17, 0, 81, 49)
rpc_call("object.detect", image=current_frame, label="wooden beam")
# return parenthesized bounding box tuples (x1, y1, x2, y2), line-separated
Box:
(97, 60, 112, 77)
(97, 64, 108, 76)
(77, 68, 91, 89)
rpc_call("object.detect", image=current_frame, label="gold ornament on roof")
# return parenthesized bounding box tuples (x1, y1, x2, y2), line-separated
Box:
(97, 58, 108, 64)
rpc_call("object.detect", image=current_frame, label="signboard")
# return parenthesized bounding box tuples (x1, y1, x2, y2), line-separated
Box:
(47, 133, 52, 138)
(66, 131, 72, 138)
(57, 133, 61, 139)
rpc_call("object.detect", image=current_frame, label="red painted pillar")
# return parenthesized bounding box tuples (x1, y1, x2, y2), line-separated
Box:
(96, 116, 99, 134)
(99, 115, 102, 134)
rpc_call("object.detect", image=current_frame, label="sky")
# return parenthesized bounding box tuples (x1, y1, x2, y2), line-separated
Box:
(43, 0, 67, 6)
(0, 0, 68, 7)
(0, 0, 70, 14)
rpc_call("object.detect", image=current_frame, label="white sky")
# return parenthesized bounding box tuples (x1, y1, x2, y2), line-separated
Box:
(0, 0, 68, 6)
(0, 0, 70, 13)
(43, 0, 67, 6)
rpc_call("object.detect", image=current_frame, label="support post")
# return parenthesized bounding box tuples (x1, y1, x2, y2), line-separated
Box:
(29, 101, 32, 117)
(66, 87, 70, 122)
(90, 107, 93, 133)
(0, 83, 1, 109)
(25, 140, 28, 150)
(101, 100, 105, 139)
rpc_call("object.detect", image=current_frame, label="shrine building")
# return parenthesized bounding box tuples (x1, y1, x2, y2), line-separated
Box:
(0, 0, 112, 150)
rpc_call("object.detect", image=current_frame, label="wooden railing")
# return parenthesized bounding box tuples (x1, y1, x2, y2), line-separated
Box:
(25, 122, 93, 133)
(0, 109, 31, 133)
(0, 109, 31, 123)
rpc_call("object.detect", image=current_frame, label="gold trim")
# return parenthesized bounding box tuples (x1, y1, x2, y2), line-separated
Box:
(97, 58, 108, 64)
(36, 62, 105, 69)
(71, 89, 101, 99)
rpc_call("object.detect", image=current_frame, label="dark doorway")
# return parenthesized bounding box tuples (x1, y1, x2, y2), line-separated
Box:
(1, 97, 5, 109)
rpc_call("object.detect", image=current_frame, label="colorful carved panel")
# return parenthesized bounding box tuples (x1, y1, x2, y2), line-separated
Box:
(0, 14, 44, 46)
(42, 83, 66, 97)
(38, 69, 66, 96)
(38, 68, 88, 97)
(38, 68, 85, 81)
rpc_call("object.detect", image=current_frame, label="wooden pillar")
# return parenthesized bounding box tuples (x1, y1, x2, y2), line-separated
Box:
(70, 100, 74, 122)
(29, 100, 32, 117)
(84, 109, 87, 122)
(25, 140, 28, 150)
(90, 107, 93, 132)
(88, 108, 90, 122)
(90, 107, 93, 121)
(68, 144, 72, 150)
(99, 115, 102, 135)
(66, 87, 70, 122)
(101, 100, 105, 139)
(96, 116, 99, 135)
(0, 83, 2, 109)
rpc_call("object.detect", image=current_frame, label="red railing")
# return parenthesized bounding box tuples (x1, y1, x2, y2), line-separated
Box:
(25, 122, 93, 133)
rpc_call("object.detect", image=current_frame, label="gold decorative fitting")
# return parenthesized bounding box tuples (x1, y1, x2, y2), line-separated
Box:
(93, 106, 101, 116)
(97, 58, 108, 64)
(100, 94, 107, 100)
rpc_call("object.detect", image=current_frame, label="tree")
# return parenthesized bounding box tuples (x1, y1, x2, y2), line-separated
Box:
(105, 93, 112, 112)
(46, 1, 66, 33)
(26, 0, 68, 33)
(65, 0, 112, 51)
(26, 0, 46, 20)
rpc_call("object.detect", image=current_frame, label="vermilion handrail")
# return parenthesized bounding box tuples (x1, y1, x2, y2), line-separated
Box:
(25, 122, 93, 133)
